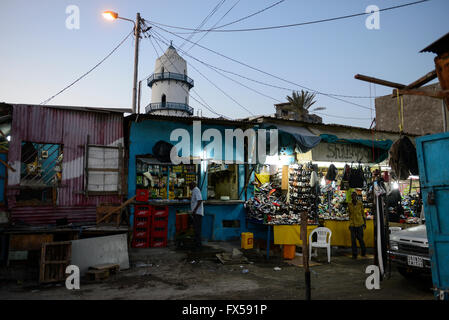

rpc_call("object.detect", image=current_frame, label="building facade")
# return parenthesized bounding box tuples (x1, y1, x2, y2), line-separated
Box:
(3, 103, 127, 225)
(375, 83, 449, 135)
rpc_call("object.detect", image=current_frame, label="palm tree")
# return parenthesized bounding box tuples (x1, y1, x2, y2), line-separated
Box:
(285, 90, 325, 121)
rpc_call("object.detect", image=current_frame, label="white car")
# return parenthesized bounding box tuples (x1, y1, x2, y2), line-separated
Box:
(388, 224, 431, 278)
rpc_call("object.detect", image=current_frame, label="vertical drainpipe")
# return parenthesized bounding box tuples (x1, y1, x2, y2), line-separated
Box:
(443, 100, 448, 132)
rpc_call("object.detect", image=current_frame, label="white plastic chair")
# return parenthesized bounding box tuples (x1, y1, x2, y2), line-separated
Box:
(309, 227, 332, 263)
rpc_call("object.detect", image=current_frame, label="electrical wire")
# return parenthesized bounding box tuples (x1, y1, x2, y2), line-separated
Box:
(152, 30, 258, 115)
(185, 0, 241, 52)
(179, 0, 226, 50)
(152, 34, 253, 117)
(314, 112, 372, 120)
(152, 31, 281, 103)
(153, 29, 372, 103)
(40, 29, 134, 105)
(149, 0, 430, 33)
(149, 0, 286, 34)
(151, 24, 375, 110)
(148, 34, 229, 119)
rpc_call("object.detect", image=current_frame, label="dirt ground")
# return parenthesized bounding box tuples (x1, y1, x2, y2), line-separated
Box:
(0, 240, 434, 300)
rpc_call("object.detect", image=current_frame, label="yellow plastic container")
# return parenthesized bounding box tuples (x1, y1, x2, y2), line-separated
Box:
(241, 232, 254, 249)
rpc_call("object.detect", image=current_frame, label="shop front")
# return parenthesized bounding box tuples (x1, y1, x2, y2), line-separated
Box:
(125, 114, 255, 248)
(244, 118, 406, 255)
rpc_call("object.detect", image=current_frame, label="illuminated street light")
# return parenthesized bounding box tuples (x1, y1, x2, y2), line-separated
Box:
(103, 10, 143, 114)
(102, 11, 118, 20)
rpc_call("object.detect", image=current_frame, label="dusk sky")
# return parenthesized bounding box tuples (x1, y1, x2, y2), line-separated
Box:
(1, 0, 448, 127)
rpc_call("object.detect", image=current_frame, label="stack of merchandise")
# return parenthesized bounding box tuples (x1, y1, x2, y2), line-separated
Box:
(245, 182, 290, 224)
(362, 190, 374, 220)
(318, 189, 349, 220)
(288, 163, 318, 224)
(402, 194, 421, 224)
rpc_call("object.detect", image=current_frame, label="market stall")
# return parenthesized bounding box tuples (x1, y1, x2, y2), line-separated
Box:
(385, 176, 422, 225)
(244, 126, 397, 252)
(126, 115, 254, 248)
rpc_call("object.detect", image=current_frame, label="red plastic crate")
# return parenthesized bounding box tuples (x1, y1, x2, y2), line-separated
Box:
(136, 189, 149, 202)
(150, 237, 167, 248)
(152, 216, 168, 228)
(176, 215, 182, 232)
(132, 237, 150, 248)
(151, 226, 167, 239)
(135, 205, 151, 217)
(152, 206, 169, 217)
(134, 227, 150, 239)
(134, 216, 150, 228)
(181, 214, 189, 231)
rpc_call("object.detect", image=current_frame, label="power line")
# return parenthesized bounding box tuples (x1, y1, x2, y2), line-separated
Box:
(40, 29, 134, 105)
(157, 32, 372, 102)
(150, 23, 375, 110)
(179, 0, 226, 50)
(152, 30, 256, 116)
(152, 31, 281, 103)
(148, 34, 229, 119)
(185, 0, 241, 52)
(149, 0, 286, 34)
(152, 33, 252, 117)
(314, 112, 372, 120)
(149, 0, 430, 33)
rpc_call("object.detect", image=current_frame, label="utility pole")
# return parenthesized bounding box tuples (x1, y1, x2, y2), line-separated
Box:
(132, 13, 141, 114)
(301, 211, 311, 300)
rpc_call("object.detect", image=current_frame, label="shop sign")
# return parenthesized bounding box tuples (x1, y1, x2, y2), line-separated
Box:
(312, 142, 373, 163)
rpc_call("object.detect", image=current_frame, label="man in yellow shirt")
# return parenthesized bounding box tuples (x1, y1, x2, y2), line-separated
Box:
(347, 191, 366, 259)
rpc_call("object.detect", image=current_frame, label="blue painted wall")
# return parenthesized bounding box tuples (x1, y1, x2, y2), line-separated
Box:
(127, 119, 260, 241)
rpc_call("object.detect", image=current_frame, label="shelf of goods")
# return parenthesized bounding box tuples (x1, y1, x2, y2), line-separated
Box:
(245, 164, 318, 225)
(387, 193, 421, 224)
(136, 158, 197, 200)
(318, 189, 373, 221)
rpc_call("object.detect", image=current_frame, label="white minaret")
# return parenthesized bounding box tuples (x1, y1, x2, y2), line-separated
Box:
(146, 44, 194, 116)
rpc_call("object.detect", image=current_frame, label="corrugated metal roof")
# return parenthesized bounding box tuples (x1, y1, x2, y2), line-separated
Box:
(421, 32, 449, 56)
(13, 103, 131, 114)
(125, 113, 257, 126)
(10, 206, 97, 225)
(249, 115, 417, 137)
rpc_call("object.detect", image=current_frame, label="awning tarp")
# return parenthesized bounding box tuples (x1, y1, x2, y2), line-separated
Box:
(263, 123, 321, 153)
(319, 134, 393, 163)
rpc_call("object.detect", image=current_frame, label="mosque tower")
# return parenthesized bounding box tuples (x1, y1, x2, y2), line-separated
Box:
(146, 43, 194, 116)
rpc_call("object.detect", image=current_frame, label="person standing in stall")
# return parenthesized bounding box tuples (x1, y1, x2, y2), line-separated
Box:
(348, 191, 367, 259)
(189, 182, 204, 251)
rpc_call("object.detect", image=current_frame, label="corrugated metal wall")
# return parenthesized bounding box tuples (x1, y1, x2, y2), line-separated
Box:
(7, 105, 125, 225)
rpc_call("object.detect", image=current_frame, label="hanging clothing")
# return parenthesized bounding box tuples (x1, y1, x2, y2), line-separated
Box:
(374, 181, 387, 278)
(309, 171, 318, 187)
(389, 136, 419, 180)
(386, 189, 402, 208)
(349, 164, 365, 188)
(325, 164, 338, 181)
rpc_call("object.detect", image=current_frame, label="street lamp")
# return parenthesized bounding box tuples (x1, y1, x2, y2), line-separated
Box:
(103, 10, 143, 114)
(102, 11, 118, 20)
